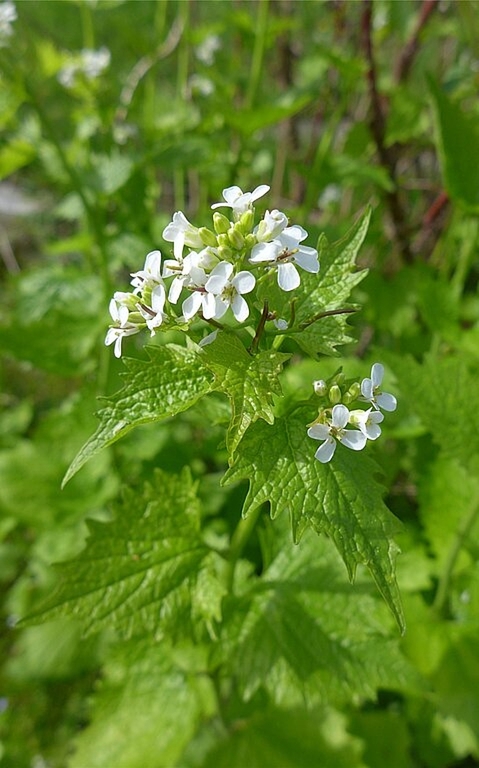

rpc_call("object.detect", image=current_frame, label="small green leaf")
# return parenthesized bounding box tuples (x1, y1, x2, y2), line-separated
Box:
(290, 208, 370, 357)
(202, 333, 290, 458)
(25, 469, 208, 638)
(64, 344, 214, 484)
(223, 405, 405, 631)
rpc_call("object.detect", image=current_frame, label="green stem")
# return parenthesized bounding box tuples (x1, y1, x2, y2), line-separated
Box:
(249, 302, 269, 353)
(225, 505, 264, 593)
(245, 0, 270, 110)
(433, 495, 479, 617)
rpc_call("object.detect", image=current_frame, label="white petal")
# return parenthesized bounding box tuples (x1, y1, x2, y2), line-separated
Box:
(294, 247, 319, 274)
(211, 296, 228, 320)
(341, 430, 367, 451)
(105, 327, 117, 347)
(331, 404, 350, 429)
(363, 422, 382, 440)
(173, 232, 185, 262)
(201, 292, 218, 320)
(249, 242, 280, 264)
(277, 262, 300, 291)
(371, 363, 384, 388)
(232, 270, 255, 294)
(283, 224, 307, 243)
(232, 294, 249, 322)
(144, 250, 162, 278)
(307, 424, 330, 441)
(198, 330, 218, 348)
(150, 284, 166, 313)
(315, 437, 336, 463)
(361, 378, 374, 399)
(168, 276, 184, 304)
(182, 292, 202, 320)
(377, 392, 397, 412)
(114, 335, 123, 358)
(222, 186, 243, 205)
(250, 184, 270, 203)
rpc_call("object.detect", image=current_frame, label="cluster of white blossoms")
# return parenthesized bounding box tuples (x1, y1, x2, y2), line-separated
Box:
(106, 184, 319, 357)
(58, 46, 111, 89)
(307, 363, 397, 463)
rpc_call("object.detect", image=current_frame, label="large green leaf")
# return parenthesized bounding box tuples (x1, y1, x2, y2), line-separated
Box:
(387, 352, 479, 471)
(25, 469, 208, 639)
(69, 640, 214, 768)
(63, 344, 215, 484)
(223, 405, 405, 631)
(216, 530, 413, 706)
(202, 332, 290, 458)
(196, 707, 366, 768)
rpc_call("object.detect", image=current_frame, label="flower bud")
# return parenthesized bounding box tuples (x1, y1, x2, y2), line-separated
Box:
(217, 234, 229, 247)
(244, 234, 257, 250)
(255, 209, 288, 242)
(346, 381, 361, 401)
(237, 209, 255, 235)
(199, 227, 218, 248)
(217, 245, 234, 261)
(328, 384, 342, 405)
(227, 227, 245, 250)
(212, 212, 231, 235)
(313, 379, 327, 396)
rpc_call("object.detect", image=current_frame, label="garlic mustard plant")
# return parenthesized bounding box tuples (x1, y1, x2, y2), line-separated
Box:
(105, 186, 396, 465)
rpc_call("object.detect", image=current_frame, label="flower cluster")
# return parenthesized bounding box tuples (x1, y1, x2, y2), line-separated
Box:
(58, 47, 111, 88)
(307, 364, 397, 463)
(105, 184, 319, 357)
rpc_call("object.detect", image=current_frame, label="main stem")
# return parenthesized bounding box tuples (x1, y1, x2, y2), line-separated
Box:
(225, 505, 263, 593)
(433, 497, 479, 617)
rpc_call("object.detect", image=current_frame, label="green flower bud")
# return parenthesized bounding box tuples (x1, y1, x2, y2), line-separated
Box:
(328, 384, 342, 405)
(217, 234, 229, 247)
(217, 245, 234, 261)
(227, 227, 245, 250)
(347, 381, 361, 401)
(237, 209, 255, 235)
(212, 212, 231, 235)
(199, 227, 218, 248)
(244, 233, 257, 250)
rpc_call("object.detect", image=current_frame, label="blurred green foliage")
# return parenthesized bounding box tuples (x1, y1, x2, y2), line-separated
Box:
(1, 0, 479, 766)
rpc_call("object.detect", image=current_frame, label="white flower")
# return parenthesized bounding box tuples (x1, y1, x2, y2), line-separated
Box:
(105, 298, 140, 358)
(349, 408, 384, 440)
(0, 1, 16, 41)
(81, 47, 110, 79)
(211, 185, 270, 217)
(360, 363, 397, 412)
(163, 236, 218, 304)
(249, 224, 319, 291)
(130, 250, 163, 291)
(195, 34, 221, 66)
(307, 404, 367, 463)
(204, 262, 255, 322)
(163, 211, 203, 249)
(255, 209, 289, 243)
(139, 284, 167, 335)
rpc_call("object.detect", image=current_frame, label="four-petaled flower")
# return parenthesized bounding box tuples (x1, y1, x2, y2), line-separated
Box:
(348, 407, 384, 440)
(360, 363, 397, 412)
(105, 298, 140, 358)
(307, 404, 367, 463)
(211, 185, 270, 218)
(249, 224, 319, 291)
(255, 209, 288, 243)
(204, 262, 255, 322)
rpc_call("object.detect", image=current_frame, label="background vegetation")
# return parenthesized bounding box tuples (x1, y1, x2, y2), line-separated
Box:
(1, 0, 479, 766)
